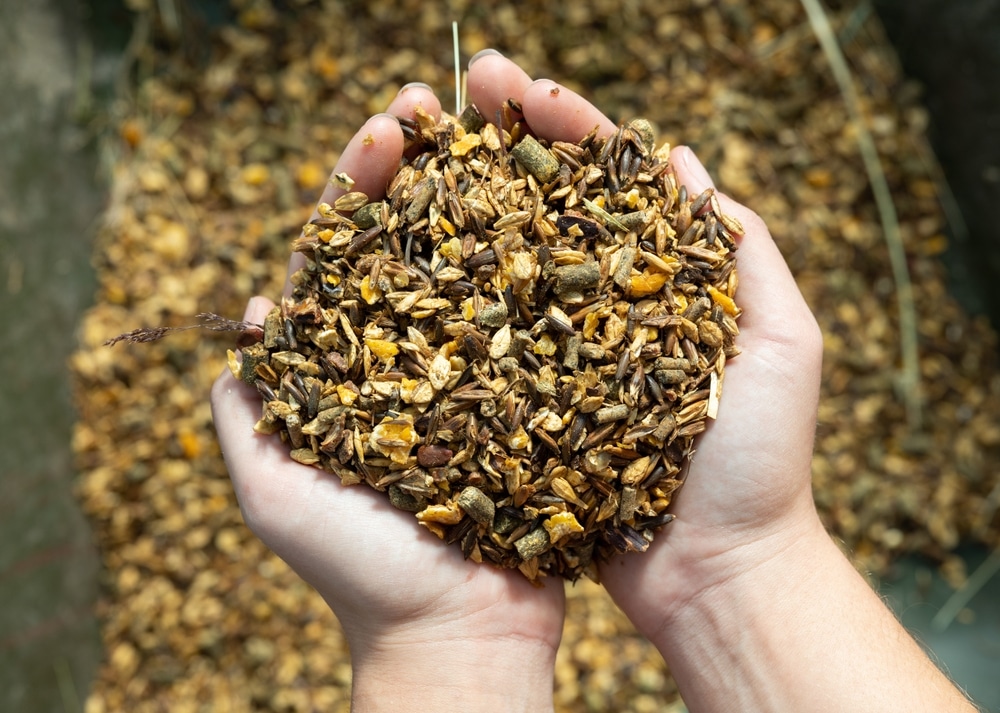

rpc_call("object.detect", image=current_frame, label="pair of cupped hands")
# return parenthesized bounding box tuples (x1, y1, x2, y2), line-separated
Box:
(211, 51, 823, 704)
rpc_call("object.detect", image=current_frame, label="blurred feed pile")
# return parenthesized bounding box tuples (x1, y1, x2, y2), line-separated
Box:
(70, 0, 1000, 710)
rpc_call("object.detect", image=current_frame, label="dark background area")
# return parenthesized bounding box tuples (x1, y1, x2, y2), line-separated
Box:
(873, 0, 1000, 326)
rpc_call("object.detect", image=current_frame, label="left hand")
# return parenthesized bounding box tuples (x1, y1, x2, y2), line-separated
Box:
(212, 73, 576, 711)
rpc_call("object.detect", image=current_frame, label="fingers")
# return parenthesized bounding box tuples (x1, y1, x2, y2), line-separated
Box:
(384, 81, 442, 124)
(285, 113, 405, 291)
(285, 86, 442, 294)
(670, 145, 716, 195)
(314, 82, 440, 209)
(211, 297, 296, 527)
(468, 50, 616, 142)
(386, 82, 444, 161)
(466, 50, 532, 128)
(312, 114, 406, 209)
(670, 145, 822, 375)
(521, 79, 618, 143)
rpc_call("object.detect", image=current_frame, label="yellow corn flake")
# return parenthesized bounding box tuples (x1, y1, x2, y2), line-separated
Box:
(336, 384, 358, 406)
(365, 338, 399, 360)
(416, 502, 464, 525)
(177, 429, 201, 459)
(629, 270, 667, 297)
(295, 160, 326, 190)
(439, 236, 463, 260)
(241, 163, 270, 186)
(369, 416, 418, 464)
(543, 511, 584, 544)
(461, 298, 476, 321)
(534, 333, 557, 356)
(438, 215, 456, 236)
(398, 377, 419, 402)
(360, 275, 382, 304)
(583, 311, 601, 340)
(449, 132, 482, 157)
(507, 425, 531, 451)
(325, 273, 341, 286)
(226, 349, 241, 380)
(707, 285, 740, 316)
(419, 521, 447, 540)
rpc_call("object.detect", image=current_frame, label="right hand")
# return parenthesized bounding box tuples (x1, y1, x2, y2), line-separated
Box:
(467, 50, 825, 633)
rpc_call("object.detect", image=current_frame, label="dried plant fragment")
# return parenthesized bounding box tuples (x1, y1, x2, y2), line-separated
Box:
(105, 313, 263, 346)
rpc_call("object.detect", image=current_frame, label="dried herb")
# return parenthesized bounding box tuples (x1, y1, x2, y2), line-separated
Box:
(105, 313, 263, 347)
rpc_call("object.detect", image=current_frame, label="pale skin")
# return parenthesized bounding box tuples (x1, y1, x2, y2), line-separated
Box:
(211, 51, 978, 712)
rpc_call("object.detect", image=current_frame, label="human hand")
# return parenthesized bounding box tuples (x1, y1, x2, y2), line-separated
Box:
(211, 82, 564, 712)
(596, 164, 826, 638)
(466, 53, 972, 713)
(466, 49, 824, 622)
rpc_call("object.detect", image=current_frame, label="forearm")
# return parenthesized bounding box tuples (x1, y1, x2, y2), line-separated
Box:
(652, 520, 976, 713)
(350, 635, 557, 713)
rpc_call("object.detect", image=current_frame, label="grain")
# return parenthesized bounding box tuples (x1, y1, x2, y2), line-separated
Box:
(241, 106, 741, 582)
(70, 2, 1000, 710)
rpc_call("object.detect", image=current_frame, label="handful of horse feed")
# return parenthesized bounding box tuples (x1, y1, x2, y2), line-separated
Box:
(233, 104, 742, 582)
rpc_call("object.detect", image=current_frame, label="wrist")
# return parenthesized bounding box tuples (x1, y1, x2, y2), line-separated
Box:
(350, 627, 558, 712)
(629, 517, 841, 712)
(604, 496, 827, 647)
(625, 513, 978, 712)
(650, 513, 832, 648)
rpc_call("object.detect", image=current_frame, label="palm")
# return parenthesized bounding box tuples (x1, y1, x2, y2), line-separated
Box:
(458, 53, 824, 613)
(215, 368, 564, 644)
(597, 162, 824, 625)
(668, 330, 820, 545)
(460, 54, 823, 581)
(213, 78, 568, 653)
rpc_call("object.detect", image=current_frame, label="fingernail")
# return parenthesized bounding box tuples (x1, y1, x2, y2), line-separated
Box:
(680, 147, 715, 191)
(468, 48, 502, 68)
(398, 81, 431, 93)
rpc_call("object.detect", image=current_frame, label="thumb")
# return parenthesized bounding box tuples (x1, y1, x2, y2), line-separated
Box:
(210, 294, 279, 479)
(672, 145, 716, 194)
(668, 147, 823, 489)
(670, 146, 819, 356)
